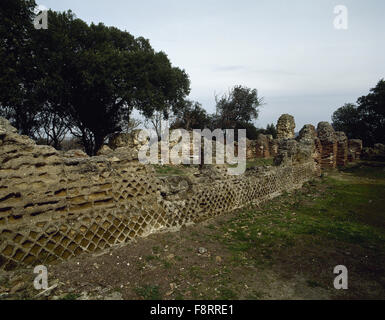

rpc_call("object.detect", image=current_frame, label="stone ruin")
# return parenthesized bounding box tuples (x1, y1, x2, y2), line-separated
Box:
(108, 130, 146, 152)
(335, 132, 348, 167)
(252, 134, 273, 158)
(272, 115, 362, 170)
(297, 124, 322, 167)
(362, 143, 385, 161)
(277, 114, 296, 139)
(348, 140, 363, 162)
(246, 135, 279, 160)
(0, 114, 363, 270)
(317, 122, 338, 168)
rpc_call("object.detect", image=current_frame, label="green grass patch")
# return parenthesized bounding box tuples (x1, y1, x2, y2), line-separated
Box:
(153, 165, 187, 176)
(134, 285, 162, 300)
(246, 158, 274, 168)
(215, 163, 385, 265)
(217, 286, 238, 300)
(342, 162, 385, 179)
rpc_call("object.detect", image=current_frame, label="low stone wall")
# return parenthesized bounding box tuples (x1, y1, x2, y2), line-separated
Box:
(255, 134, 272, 158)
(0, 118, 320, 270)
(348, 140, 363, 162)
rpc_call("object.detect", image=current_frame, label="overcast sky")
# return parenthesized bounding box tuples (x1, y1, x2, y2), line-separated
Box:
(40, 0, 385, 130)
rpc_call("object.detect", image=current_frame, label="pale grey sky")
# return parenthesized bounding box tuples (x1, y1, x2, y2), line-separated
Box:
(40, 0, 385, 129)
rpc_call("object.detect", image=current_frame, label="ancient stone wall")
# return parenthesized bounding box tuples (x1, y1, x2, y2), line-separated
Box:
(269, 139, 279, 158)
(335, 132, 348, 167)
(297, 124, 322, 167)
(362, 143, 385, 161)
(317, 122, 338, 169)
(246, 140, 257, 159)
(277, 114, 296, 140)
(348, 139, 363, 162)
(255, 134, 271, 158)
(0, 118, 320, 270)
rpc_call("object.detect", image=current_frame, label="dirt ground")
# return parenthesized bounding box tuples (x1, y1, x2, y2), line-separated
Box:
(1, 161, 384, 300)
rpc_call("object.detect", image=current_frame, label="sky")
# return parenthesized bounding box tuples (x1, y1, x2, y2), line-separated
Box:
(39, 0, 385, 130)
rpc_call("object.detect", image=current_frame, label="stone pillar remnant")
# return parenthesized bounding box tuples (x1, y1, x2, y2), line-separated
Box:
(277, 114, 296, 140)
(348, 139, 363, 162)
(317, 122, 337, 169)
(335, 132, 348, 167)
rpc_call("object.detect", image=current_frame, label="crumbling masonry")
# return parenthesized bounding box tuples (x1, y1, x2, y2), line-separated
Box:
(0, 115, 362, 270)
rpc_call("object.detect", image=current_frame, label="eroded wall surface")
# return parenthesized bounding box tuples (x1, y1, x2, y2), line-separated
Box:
(0, 119, 320, 270)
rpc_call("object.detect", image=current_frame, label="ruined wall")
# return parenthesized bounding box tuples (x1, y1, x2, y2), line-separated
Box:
(297, 124, 322, 167)
(362, 143, 385, 161)
(0, 118, 320, 270)
(317, 122, 338, 169)
(255, 134, 271, 158)
(247, 135, 277, 160)
(277, 114, 296, 140)
(348, 139, 363, 162)
(335, 132, 348, 167)
(246, 140, 257, 159)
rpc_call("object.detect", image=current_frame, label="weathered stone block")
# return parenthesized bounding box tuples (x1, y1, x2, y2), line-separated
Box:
(317, 122, 337, 169)
(277, 114, 296, 139)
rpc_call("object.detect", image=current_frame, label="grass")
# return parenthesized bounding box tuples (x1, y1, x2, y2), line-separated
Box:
(227, 158, 275, 169)
(217, 287, 238, 300)
(194, 162, 384, 299)
(134, 285, 162, 300)
(48, 161, 385, 300)
(341, 161, 385, 180)
(246, 158, 274, 168)
(153, 165, 187, 176)
(215, 164, 385, 275)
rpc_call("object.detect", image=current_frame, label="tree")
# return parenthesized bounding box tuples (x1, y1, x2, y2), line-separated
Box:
(0, 0, 44, 137)
(356, 79, 385, 146)
(253, 124, 277, 140)
(232, 121, 257, 140)
(265, 123, 277, 138)
(215, 85, 262, 129)
(332, 103, 362, 138)
(36, 104, 69, 149)
(171, 100, 211, 131)
(332, 79, 385, 146)
(145, 111, 164, 140)
(1, 7, 191, 155)
(119, 117, 142, 133)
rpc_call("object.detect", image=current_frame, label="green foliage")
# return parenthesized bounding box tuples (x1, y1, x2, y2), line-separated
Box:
(170, 93, 265, 140)
(39, 11, 190, 155)
(234, 121, 259, 140)
(215, 85, 262, 129)
(265, 123, 277, 138)
(171, 100, 211, 130)
(332, 103, 361, 139)
(0, 0, 42, 137)
(246, 158, 274, 168)
(255, 123, 277, 139)
(217, 287, 238, 300)
(219, 164, 385, 263)
(0, 3, 190, 155)
(332, 79, 385, 146)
